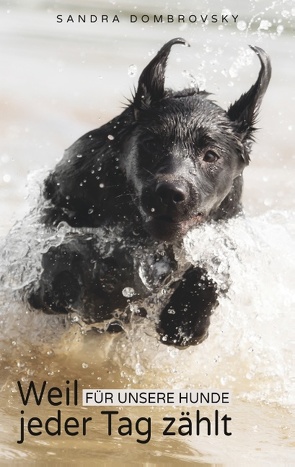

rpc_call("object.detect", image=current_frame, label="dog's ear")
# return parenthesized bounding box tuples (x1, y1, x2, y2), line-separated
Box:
(227, 46, 271, 140)
(133, 37, 189, 115)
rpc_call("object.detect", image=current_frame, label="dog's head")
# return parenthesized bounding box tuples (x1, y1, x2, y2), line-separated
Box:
(121, 38, 271, 242)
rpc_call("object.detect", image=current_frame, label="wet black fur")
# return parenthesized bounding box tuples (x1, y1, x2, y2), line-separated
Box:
(28, 38, 271, 347)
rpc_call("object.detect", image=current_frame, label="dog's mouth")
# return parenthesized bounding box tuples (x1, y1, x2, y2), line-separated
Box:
(145, 213, 205, 242)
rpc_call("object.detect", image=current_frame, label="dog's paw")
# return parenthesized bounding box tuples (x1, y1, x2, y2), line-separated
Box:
(158, 322, 209, 347)
(156, 267, 218, 347)
(27, 270, 82, 314)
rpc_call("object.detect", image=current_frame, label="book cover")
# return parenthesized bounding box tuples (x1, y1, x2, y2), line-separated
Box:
(0, 0, 294, 464)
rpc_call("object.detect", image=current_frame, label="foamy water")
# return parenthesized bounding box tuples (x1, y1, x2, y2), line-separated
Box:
(0, 0, 294, 464)
(0, 203, 294, 464)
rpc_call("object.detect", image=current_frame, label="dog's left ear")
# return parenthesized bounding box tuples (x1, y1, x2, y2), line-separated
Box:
(227, 46, 271, 141)
(133, 37, 189, 115)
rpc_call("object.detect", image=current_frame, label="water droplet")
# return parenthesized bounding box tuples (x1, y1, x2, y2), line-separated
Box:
(70, 314, 80, 323)
(122, 287, 135, 298)
(237, 20, 247, 31)
(82, 363, 88, 369)
(128, 64, 137, 77)
(229, 67, 238, 78)
(3, 174, 11, 183)
(99, 183, 104, 188)
(129, 304, 139, 313)
(281, 10, 290, 18)
(168, 348, 179, 358)
(108, 134, 114, 140)
(258, 19, 272, 30)
(182, 69, 198, 87)
(222, 8, 231, 16)
(135, 362, 144, 376)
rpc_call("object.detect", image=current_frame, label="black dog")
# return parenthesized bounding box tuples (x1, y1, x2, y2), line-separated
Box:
(28, 38, 271, 347)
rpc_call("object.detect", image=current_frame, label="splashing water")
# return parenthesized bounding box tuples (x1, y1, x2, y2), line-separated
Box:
(0, 170, 294, 410)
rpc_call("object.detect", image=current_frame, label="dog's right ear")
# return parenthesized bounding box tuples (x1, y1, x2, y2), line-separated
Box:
(227, 46, 271, 142)
(133, 37, 189, 116)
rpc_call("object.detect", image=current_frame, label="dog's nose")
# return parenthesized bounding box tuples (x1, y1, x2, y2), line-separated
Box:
(155, 181, 187, 206)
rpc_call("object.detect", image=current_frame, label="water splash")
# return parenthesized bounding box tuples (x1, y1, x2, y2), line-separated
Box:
(0, 196, 294, 408)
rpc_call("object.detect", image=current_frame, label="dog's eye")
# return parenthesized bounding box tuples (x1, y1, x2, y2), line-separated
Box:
(141, 138, 158, 153)
(203, 151, 219, 163)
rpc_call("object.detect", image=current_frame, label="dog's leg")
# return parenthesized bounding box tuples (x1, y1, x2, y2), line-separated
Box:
(157, 267, 218, 347)
(28, 239, 90, 315)
(27, 238, 134, 329)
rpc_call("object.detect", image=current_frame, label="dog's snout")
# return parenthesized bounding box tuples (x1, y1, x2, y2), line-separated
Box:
(155, 181, 187, 207)
(141, 179, 192, 222)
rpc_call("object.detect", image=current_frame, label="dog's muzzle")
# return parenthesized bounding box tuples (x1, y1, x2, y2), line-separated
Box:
(141, 180, 203, 241)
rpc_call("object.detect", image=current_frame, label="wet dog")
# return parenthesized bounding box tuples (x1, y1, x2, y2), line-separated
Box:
(28, 38, 271, 347)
